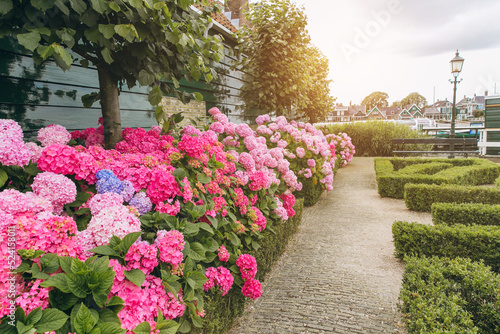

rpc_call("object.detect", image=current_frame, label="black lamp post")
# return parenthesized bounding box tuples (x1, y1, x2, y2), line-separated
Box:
(449, 50, 465, 138)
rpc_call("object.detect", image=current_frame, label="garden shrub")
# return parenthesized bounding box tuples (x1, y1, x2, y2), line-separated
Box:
(321, 120, 429, 157)
(432, 202, 500, 226)
(496, 173, 500, 187)
(400, 256, 500, 334)
(294, 178, 323, 207)
(404, 183, 500, 211)
(375, 158, 500, 199)
(392, 221, 500, 271)
(397, 162, 453, 175)
(195, 198, 304, 334)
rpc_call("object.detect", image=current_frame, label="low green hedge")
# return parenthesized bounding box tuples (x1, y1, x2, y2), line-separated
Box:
(294, 178, 323, 207)
(196, 198, 304, 333)
(404, 183, 500, 212)
(397, 162, 453, 175)
(496, 174, 500, 187)
(432, 202, 500, 226)
(400, 256, 500, 334)
(375, 158, 500, 199)
(392, 221, 500, 271)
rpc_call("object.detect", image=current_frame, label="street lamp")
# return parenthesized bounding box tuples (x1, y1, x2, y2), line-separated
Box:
(449, 50, 465, 138)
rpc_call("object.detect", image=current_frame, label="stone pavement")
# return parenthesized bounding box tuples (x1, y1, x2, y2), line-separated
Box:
(227, 157, 432, 334)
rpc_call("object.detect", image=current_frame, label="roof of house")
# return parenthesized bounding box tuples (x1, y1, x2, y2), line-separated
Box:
(423, 106, 440, 114)
(433, 100, 451, 108)
(347, 105, 366, 116)
(380, 106, 401, 116)
(474, 95, 486, 106)
(193, 0, 238, 34)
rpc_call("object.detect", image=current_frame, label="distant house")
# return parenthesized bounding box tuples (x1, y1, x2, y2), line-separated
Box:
(349, 105, 367, 121)
(380, 106, 401, 120)
(423, 106, 443, 120)
(332, 105, 350, 122)
(399, 109, 413, 120)
(408, 104, 423, 118)
(456, 96, 479, 120)
(366, 106, 386, 120)
(432, 100, 453, 119)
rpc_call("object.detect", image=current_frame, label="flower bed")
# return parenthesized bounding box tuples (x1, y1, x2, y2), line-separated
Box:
(0, 113, 352, 333)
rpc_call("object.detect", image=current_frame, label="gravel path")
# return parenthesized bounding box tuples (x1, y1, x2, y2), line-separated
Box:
(227, 157, 432, 334)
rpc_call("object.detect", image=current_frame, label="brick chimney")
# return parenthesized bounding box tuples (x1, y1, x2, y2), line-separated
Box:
(225, 0, 249, 27)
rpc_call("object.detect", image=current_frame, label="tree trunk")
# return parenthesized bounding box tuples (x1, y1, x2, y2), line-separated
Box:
(97, 65, 122, 149)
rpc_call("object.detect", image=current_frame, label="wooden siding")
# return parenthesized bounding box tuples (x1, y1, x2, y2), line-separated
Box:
(485, 97, 500, 155)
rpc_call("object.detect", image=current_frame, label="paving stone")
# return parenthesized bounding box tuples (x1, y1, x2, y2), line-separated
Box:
(227, 157, 432, 334)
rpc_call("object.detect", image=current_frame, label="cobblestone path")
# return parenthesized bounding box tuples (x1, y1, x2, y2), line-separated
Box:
(228, 157, 432, 334)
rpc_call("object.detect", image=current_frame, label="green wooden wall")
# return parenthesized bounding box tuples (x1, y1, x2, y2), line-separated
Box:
(0, 38, 250, 141)
(485, 97, 500, 155)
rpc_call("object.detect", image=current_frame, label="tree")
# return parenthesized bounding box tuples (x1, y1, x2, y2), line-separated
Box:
(361, 91, 389, 110)
(400, 92, 427, 109)
(299, 47, 335, 123)
(391, 101, 401, 107)
(235, 0, 334, 120)
(0, 0, 224, 147)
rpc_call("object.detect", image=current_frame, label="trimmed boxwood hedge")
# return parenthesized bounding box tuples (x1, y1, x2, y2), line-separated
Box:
(375, 158, 500, 199)
(404, 183, 500, 212)
(294, 178, 324, 207)
(397, 161, 453, 175)
(400, 256, 500, 334)
(195, 198, 304, 333)
(432, 202, 500, 226)
(392, 221, 500, 271)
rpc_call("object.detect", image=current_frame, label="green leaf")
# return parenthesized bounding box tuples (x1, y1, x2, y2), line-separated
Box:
(81, 92, 100, 108)
(74, 303, 96, 334)
(106, 296, 124, 307)
(30, 0, 56, 12)
(53, 44, 73, 67)
(93, 270, 115, 296)
(66, 273, 88, 298)
(16, 321, 33, 334)
(25, 307, 42, 326)
(196, 173, 211, 184)
(133, 321, 151, 334)
(185, 271, 207, 290)
(109, 1, 120, 11)
(128, 0, 142, 8)
(69, 0, 87, 14)
(90, 0, 108, 13)
(0, 168, 8, 187)
(32, 263, 51, 280)
(119, 232, 142, 254)
(59, 256, 73, 274)
(193, 92, 203, 101)
(0, 0, 13, 15)
(40, 253, 60, 273)
(97, 309, 121, 325)
(187, 242, 206, 261)
(198, 222, 214, 235)
(177, 318, 191, 334)
(229, 232, 241, 247)
(148, 85, 163, 106)
(89, 256, 110, 273)
(70, 257, 87, 275)
(17, 31, 41, 51)
(48, 289, 80, 311)
(114, 24, 131, 38)
(90, 245, 120, 257)
(158, 320, 180, 334)
(101, 48, 113, 64)
(96, 323, 126, 334)
(138, 69, 155, 86)
(40, 273, 70, 293)
(124, 269, 145, 288)
(35, 309, 69, 332)
(98, 24, 115, 39)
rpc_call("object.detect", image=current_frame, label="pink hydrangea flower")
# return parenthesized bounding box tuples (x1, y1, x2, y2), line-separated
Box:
(87, 193, 124, 215)
(86, 205, 141, 246)
(255, 114, 270, 125)
(217, 245, 230, 262)
(156, 199, 181, 215)
(203, 266, 234, 296)
(37, 124, 71, 147)
(31, 172, 77, 214)
(242, 278, 262, 299)
(307, 159, 316, 168)
(236, 254, 257, 280)
(155, 230, 185, 266)
(125, 241, 158, 275)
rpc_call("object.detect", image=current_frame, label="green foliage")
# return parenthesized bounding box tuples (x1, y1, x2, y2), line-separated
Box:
(400, 256, 500, 334)
(294, 178, 323, 207)
(0, 0, 224, 147)
(432, 202, 500, 226)
(374, 158, 500, 199)
(361, 91, 389, 110)
(404, 183, 500, 212)
(400, 92, 427, 109)
(6, 253, 128, 334)
(392, 221, 500, 271)
(235, 0, 334, 121)
(324, 121, 429, 157)
(191, 198, 304, 334)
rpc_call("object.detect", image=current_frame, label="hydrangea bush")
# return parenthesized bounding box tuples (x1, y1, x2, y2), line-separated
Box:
(0, 112, 354, 333)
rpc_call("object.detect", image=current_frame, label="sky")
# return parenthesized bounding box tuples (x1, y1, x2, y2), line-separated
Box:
(278, 0, 500, 106)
